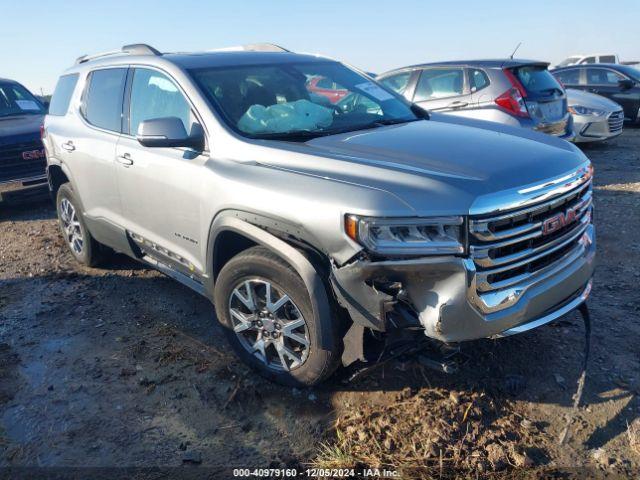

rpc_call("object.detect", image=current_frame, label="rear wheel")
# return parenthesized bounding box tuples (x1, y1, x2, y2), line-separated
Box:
(214, 246, 340, 386)
(56, 183, 104, 267)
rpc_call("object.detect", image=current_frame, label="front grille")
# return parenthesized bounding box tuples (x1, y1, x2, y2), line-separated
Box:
(0, 140, 46, 183)
(469, 180, 592, 297)
(607, 110, 624, 134)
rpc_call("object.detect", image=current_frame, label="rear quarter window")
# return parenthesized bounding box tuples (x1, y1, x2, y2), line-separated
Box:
(81, 68, 127, 132)
(48, 74, 79, 116)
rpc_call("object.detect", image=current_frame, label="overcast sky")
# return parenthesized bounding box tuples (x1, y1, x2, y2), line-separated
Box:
(2, 0, 638, 94)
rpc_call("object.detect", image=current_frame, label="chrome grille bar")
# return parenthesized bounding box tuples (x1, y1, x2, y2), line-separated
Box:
(468, 172, 593, 312)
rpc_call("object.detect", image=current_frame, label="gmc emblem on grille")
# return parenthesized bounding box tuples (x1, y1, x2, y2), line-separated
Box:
(22, 149, 45, 160)
(542, 207, 578, 236)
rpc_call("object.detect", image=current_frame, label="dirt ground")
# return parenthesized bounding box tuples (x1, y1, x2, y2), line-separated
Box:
(1, 129, 639, 479)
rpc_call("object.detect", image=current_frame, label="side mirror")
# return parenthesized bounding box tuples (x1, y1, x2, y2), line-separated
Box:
(619, 79, 635, 90)
(137, 117, 204, 150)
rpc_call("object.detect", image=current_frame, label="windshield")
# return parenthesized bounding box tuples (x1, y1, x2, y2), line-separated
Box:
(558, 57, 581, 67)
(618, 65, 640, 82)
(189, 61, 420, 139)
(0, 82, 45, 117)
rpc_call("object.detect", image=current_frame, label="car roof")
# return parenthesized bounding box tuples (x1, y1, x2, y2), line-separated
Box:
(378, 59, 548, 77)
(0, 77, 17, 84)
(65, 50, 334, 75)
(164, 51, 332, 69)
(552, 63, 621, 70)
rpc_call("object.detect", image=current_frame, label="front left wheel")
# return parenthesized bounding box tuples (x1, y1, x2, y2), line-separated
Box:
(214, 246, 340, 386)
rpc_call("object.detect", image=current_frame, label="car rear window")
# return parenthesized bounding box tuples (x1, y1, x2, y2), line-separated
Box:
(512, 66, 562, 94)
(81, 68, 127, 132)
(49, 74, 79, 116)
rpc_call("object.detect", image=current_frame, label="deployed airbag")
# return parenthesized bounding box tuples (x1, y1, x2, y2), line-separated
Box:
(238, 99, 333, 134)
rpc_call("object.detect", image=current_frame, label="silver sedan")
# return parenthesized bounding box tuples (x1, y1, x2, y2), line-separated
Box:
(567, 88, 624, 143)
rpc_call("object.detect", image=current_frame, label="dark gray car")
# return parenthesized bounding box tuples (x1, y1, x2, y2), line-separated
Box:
(378, 59, 574, 139)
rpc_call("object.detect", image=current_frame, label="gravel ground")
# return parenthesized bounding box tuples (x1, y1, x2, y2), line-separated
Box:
(1, 128, 639, 478)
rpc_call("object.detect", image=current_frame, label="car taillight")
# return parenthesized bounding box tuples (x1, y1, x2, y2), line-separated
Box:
(495, 88, 529, 117)
(40, 124, 45, 139)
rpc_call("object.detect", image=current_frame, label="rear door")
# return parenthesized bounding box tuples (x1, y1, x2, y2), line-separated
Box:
(115, 66, 207, 274)
(60, 68, 126, 221)
(412, 67, 474, 115)
(585, 67, 637, 120)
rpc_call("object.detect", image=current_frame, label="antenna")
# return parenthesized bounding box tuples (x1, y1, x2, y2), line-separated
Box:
(509, 42, 522, 60)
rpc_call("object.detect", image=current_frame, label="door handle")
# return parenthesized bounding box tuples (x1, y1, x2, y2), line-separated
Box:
(448, 101, 469, 109)
(61, 141, 75, 152)
(117, 153, 134, 166)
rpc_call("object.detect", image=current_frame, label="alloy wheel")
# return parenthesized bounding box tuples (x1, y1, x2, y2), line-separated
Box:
(228, 279, 310, 372)
(60, 198, 83, 255)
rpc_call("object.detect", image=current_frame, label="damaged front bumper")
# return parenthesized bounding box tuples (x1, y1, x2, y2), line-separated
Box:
(330, 224, 595, 344)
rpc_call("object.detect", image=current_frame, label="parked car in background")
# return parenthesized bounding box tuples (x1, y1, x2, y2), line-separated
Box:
(44, 44, 595, 386)
(0, 78, 48, 204)
(306, 76, 349, 103)
(552, 64, 640, 124)
(556, 54, 619, 68)
(566, 89, 624, 143)
(377, 60, 574, 139)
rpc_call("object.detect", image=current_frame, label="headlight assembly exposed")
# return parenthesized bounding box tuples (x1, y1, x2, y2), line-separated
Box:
(345, 215, 464, 256)
(568, 105, 608, 116)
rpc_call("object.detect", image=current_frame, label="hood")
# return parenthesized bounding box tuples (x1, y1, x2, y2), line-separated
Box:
(566, 88, 622, 111)
(256, 115, 589, 216)
(0, 114, 44, 143)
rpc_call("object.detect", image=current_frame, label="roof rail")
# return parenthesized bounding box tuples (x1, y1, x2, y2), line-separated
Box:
(210, 43, 290, 53)
(75, 43, 161, 65)
(121, 43, 162, 56)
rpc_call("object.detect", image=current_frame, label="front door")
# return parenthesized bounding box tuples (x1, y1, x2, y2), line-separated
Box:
(115, 67, 208, 273)
(585, 68, 638, 121)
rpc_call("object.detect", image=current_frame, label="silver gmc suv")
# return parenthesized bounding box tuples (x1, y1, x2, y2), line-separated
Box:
(44, 44, 596, 386)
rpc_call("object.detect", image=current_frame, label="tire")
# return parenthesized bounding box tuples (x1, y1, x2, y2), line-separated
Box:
(214, 246, 340, 386)
(56, 183, 104, 267)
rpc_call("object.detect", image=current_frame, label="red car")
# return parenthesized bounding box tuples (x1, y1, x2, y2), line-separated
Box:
(306, 76, 349, 103)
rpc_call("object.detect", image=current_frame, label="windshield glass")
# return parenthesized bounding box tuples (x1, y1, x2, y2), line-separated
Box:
(189, 61, 419, 139)
(618, 65, 640, 81)
(558, 57, 580, 67)
(0, 82, 44, 117)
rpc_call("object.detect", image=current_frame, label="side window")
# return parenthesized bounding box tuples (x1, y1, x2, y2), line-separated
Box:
(583, 56, 596, 64)
(379, 72, 412, 95)
(600, 55, 616, 63)
(469, 69, 489, 92)
(586, 68, 625, 85)
(82, 69, 127, 132)
(49, 74, 79, 116)
(129, 68, 198, 136)
(414, 68, 464, 102)
(553, 69, 580, 85)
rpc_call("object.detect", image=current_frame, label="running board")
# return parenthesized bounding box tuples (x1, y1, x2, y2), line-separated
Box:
(141, 255, 207, 297)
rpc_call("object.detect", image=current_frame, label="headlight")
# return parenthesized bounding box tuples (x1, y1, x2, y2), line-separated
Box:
(345, 215, 464, 256)
(568, 105, 607, 116)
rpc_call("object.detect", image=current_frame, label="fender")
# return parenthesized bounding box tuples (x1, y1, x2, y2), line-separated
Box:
(206, 213, 335, 350)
